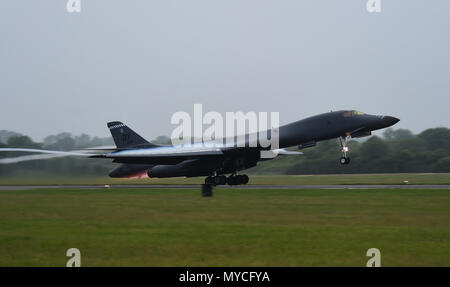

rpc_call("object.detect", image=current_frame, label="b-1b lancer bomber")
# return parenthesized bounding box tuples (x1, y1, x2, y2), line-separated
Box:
(0, 110, 399, 196)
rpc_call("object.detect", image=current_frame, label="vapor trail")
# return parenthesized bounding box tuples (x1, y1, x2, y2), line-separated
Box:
(0, 148, 102, 164)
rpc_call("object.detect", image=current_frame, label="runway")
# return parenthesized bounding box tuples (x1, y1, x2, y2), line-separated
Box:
(1, 184, 450, 190)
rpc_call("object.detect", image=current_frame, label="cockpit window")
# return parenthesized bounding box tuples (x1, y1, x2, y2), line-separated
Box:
(343, 110, 365, 117)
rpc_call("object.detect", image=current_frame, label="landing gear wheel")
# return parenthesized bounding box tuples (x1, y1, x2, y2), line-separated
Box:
(242, 174, 249, 184)
(201, 184, 213, 197)
(205, 176, 214, 185)
(206, 175, 227, 186)
(340, 157, 350, 165)
(216, 175, 227, 185)
(227, 174, 249, 185)
(339, 136, 351, 165)
(227, 176, 237, 185)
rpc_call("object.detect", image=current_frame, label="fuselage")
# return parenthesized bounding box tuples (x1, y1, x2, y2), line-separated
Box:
(278, 110, 399, 148)
(108, 110, 399, 178)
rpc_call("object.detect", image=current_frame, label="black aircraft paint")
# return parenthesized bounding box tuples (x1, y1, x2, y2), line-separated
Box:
(106, 110, 399, 182)
(0, 109, 399, 196)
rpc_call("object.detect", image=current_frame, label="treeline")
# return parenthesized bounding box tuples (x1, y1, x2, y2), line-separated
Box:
(250, 127, 450, 174)
(0, 132, 172, 177)
(1, 127, 450, 177)
(0, 132, 115, 177)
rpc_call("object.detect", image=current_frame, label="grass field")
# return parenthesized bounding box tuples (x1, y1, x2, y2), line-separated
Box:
(0, 187, 449, 266)
(1, 173, 450, 185)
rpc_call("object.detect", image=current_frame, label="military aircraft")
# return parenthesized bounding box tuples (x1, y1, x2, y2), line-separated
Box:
(0, 110, 399, 196)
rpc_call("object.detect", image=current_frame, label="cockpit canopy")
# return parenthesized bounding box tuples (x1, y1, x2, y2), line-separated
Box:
(343, 110, 365, 117)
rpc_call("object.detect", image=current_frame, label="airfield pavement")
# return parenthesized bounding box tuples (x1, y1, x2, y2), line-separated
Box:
(1, 184, 450, 190)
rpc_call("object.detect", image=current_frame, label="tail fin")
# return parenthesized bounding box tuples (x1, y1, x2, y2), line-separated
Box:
(107, 121, 154, 148)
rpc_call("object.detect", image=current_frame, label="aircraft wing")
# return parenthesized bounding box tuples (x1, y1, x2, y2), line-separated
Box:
(0, 145, 300, 165)
(0, 148, 103, 164)
(275, 149, 303, 155)
(91, 145, 224, 164)
(102, 146, 223, 158)
(0, 145, 224, 165)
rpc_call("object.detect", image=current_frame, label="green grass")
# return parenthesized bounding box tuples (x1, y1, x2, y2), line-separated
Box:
(1, 173, 450, 185)
(0, 187, 449, 266)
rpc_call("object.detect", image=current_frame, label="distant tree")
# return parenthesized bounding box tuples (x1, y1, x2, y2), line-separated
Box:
(360, 136, 390, 160)
(0, 142, 6, 159)
(419, 128, 450, 153)
(89, 136, 114, 147)
(383, 128, 414, 141)
(74, 134, 91, 147)
(3, 127, 450, 177)
(44, 136, 76, 150)
(0, 130, 22, 144)
(434, 156, 450, 172)
(43, 133, 72, 146)
(7, 136, 41, 148)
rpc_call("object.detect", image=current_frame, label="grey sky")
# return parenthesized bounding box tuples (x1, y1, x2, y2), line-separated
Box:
(1, 0, 449, 141)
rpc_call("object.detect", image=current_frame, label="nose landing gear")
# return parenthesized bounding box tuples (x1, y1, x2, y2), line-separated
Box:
(339, 136, 351, 165)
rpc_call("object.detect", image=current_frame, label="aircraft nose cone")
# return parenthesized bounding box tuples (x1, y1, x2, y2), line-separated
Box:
(383, 116, 400, 127)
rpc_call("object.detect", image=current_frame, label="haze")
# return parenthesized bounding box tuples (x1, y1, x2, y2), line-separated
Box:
(1, 0, 449, 141)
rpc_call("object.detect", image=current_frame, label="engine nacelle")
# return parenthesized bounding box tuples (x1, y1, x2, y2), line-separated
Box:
(148, 159, 216, 178)
(109, 164, 153, 178)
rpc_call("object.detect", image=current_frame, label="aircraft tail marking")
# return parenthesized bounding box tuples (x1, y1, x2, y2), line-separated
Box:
(107, 121, 155, 148)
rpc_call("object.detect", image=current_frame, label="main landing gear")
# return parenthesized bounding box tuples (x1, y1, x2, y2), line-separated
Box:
(202, 174, 250, 197)
(226, 174, 249, 185)
(204, 174, 249, 186)
(339, 136, 351, 165)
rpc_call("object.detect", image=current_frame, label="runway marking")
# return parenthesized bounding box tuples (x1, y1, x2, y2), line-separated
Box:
(1, 184, 450, 191)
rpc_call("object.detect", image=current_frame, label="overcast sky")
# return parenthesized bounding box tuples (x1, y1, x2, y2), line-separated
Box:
(1, 0, 449, 141)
